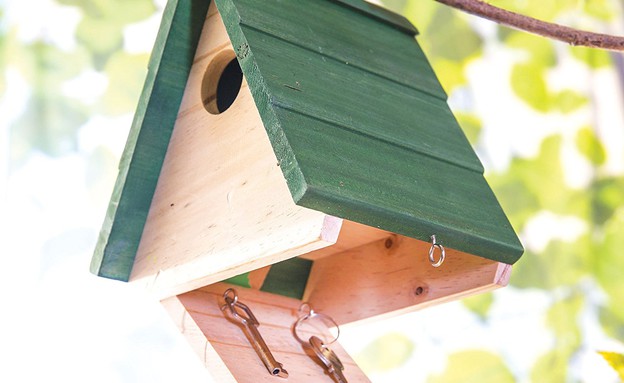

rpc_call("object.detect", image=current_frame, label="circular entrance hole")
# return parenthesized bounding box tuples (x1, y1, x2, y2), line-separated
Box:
(202, 51, 243, 114)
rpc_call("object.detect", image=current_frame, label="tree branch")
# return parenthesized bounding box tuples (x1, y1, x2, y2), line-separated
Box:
(435, 0, 624, 51)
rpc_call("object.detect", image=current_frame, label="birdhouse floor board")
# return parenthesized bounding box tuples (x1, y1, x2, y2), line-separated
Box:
(161, 282, 371, 383)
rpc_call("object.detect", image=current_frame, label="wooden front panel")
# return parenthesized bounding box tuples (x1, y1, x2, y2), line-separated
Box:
(130, 2, 341, 299)
(303, 233, 511, 325)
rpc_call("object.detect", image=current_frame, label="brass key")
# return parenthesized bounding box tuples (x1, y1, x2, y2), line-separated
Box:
(309, 335, 348, 383)
(221, 289, 288, 378)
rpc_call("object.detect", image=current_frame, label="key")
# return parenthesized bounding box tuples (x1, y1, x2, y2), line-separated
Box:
(309, 335, 348, 383)
(221, 289, 288, 378)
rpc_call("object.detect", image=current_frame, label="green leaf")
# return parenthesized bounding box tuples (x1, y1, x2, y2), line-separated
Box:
(546, 293, 583, 350)
(505, 32, 556, 67)
(489, 135, 590, 232)
(11, 93, 89, 160)
(530, 350, 570, 383)
(100, 51, 150, 115)
(598, 351, 624, 380)
(594, 209, 624, 337)
(554, 90, 587, 114)
(599, 306, 624, 341)
(427, 350, 515, 383)
(490, 0, 576, 22)
(380, 0, 408, 14)
(86, 145, 119, 205)
(532, 293, 587, 381)
(57, 0, 156, 24)
(510, 62, 550, 112)
(455, 112, 481, 145)
(570, 46, 612, 69)
(510, 235, 591, 289)
(462, 292, 493, 320)
(76, 16, 124, 60)
(576, 126, 606, 165)
(432, 58, 468, 93)
(425, 6, 482, 62)
(590, 177, 624, 225)
(355, 333, 414, 373)
(8, 41, 92, 160)
(584, 0, 617, 21)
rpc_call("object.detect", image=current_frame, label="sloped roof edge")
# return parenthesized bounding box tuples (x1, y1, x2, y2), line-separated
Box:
(90, 0, 210, 280)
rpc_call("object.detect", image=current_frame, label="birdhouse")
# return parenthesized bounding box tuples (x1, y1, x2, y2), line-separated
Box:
(91, 0, 523, 381)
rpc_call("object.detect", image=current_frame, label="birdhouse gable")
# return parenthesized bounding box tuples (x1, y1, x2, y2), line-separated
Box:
(92, 0, 522, 306)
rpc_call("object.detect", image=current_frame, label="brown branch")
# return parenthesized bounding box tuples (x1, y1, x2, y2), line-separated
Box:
(435, 0, 624, 51)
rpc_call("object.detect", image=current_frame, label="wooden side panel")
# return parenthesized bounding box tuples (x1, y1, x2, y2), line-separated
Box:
(304, 236, 512, 325)
(300, 220, 392, 261)
(130, 3, 341, 299)
(91, 0, 211, 281)
(162, 283, 371, 383)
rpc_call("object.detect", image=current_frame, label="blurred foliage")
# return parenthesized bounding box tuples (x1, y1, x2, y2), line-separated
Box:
(382, 0, 624, 381)
(599, 351, 624, 379)
(356, 333, 415, 373)
(5, 0, 154, 165)
(57, 0, 156, 67)
(462, 292, 494, 320)
(427, 350, 516, 383)
(3, 0, 624, 381)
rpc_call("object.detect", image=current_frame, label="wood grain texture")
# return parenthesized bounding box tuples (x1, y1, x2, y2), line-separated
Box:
(279, 108, 522, 264)
(303, 235, 512, 325)
(129, 4, 341, 299)
(232, 0, 442, 100)
(91, 0, 212, 281)
(217, 0, 524, 265)
(238, 26, 476, 172)
(162, 283, 371, 383)
(300, 220, 392, 261)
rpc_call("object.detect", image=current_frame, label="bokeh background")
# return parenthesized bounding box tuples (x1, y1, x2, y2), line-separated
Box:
(2, 0, 624, 381)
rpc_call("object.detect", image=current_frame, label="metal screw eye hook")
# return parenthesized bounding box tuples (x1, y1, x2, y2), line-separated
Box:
(293, 302, 340, 346)
(428, 235, 445, 267)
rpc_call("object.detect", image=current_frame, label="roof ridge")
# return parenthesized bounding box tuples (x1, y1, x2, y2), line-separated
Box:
(328, 0, 418, 36)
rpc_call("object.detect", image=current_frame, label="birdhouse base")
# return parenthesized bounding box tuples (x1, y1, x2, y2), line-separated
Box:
(160, 220, 510, 382)
(162, 282, 372, 383)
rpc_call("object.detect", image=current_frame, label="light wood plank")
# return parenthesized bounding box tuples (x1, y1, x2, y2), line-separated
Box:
(130, 3, 341, 299)
(301, 220, 392, 260)
(162, 283, 371, 383)
(304, 235, 511, 325)
(161, 295, 237, 383)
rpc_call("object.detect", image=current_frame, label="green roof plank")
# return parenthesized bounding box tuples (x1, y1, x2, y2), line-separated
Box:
(276, 107, 523, 264)
(239, 26, 482, 172)
(232, 0, 445, 100)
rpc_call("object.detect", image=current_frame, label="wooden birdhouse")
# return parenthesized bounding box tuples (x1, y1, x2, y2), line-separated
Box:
(91, 0, 523, 381)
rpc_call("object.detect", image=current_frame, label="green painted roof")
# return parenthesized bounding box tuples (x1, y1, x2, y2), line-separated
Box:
(92, 0, 523, 282)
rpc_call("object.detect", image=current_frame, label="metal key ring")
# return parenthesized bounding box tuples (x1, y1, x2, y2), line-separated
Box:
(223, 288, 238, 304)
(428, 235, 445, 267)
(292, 303, 340, 345)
